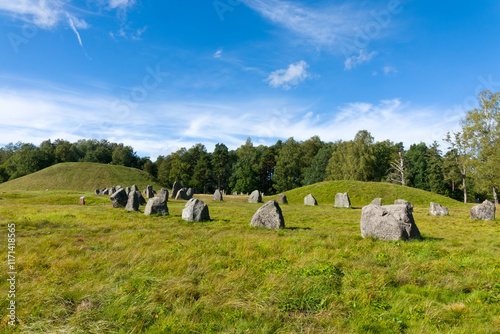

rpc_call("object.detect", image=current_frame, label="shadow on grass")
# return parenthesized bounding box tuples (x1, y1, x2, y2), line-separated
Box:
(419, 235, 444, 242)
(284, 227, 312, 230)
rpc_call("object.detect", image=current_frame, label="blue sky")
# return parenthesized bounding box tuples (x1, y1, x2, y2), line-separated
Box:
(1, 0, 500, 159)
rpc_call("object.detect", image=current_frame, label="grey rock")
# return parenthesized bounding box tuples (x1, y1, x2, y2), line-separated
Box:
(136, 191, 146, 205)
(94, 189, 101, 195)
(430, 202, 449, 216)
(250, 200, 285, 229)
(213, 189, 223, 201)
(144, 196, 169, 216)
(233, 191, 238, 196)
(304, 194, 318, 206)
(335, 193, 351, 208)
(110, 188, 128, 208)
(470, 200, 496, 220)
(186, 188, 195, 198)
(175, 188, 191, 200)
(125, 187, 130, 195)
(248, 190, 262, 203)
(394, 199, 413, 213)
(360, 204, 421, 241)
(125, 190, 139, 211)
(100, 188, 107, 195)
(370, 198, 382, 206)
(158, 188, 169, 201)
(182, 198, 210, 222)
(116, 185, 122, 190)
(171, 181, 182, 198)
(131, 185, 138, 193)
(110, 187, 116, 195)
(277, 194, 288, 204)
(145, 185, 154, 199)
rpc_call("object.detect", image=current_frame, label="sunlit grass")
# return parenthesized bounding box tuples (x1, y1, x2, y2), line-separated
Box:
(0, 190, 499, 333)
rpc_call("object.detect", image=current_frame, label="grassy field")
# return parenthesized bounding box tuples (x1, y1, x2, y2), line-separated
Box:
(0, 162, 163, 192)
(0, 183, 499, 333)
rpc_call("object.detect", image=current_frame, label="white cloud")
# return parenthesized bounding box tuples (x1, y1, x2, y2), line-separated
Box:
(344, 49, 377, 70)
(0, 0, 64, 28)
(214, 49, 223, 58)
(0, 85, 462, 160)
(266, 60, 309, 89)
(108, 0, 136, 9)
(383, 66, 398, 75)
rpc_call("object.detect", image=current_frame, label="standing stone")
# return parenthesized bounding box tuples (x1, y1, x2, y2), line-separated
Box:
(250, 200, 285, 229)
(171, 181, 182, 199)
(110, 188, 128, 208)
(360, 204, 421, 241)
(158, 188, 169, 201)
(175, 188, 191, 200)
(144, 196, 169, 216)
(125, 187, 131, 195)
(101, 188, 107, 195)
(394, 199, 413, 213)
(145, 185, 154, 199)
(370, 198, 382, 206)
(335, 193, 351, 208)
(131, 185, 138, 193)
(233, 191, 238, 196)
(304, 194, 318, 206)
(186, 188, 195, 198)
(125, 190, 139, 211)
(430, 202, 449, 216)
(277, 194, 288, 204)
(116, 185, 122, 190)
(110, 187, 116, 195)
(136, 191, 146, 205)
(248, 190, 262, 203)
(94, 189, 101, 195)
(102, 188, 109, 195)
(470, 200, 496, 220)
(182, 198, 210, 222)
(213, 189, 223, 201)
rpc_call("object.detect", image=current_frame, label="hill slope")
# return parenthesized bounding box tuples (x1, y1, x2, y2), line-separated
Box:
(279, 180, 465, 208)
(0, 162, 163, 192)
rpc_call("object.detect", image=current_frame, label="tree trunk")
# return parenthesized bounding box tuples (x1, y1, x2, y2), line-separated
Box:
(452, 179, 455, 192)
(493, 186, 498, 204)
(462, 175, 467, 203)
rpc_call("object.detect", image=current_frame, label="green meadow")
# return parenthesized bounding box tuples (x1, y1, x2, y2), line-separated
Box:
(0, 169, 499, 333)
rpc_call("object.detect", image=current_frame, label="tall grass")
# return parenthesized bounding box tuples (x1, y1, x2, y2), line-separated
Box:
(0, 190, 498, 333)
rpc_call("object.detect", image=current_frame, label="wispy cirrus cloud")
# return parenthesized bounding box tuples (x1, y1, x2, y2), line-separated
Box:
(241, 0, 369, 51)
(344, 49, 377, 70)
(266, 60, 309, 89)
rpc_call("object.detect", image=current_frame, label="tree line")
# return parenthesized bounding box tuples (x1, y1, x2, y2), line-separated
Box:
(1, 91, 498, 203)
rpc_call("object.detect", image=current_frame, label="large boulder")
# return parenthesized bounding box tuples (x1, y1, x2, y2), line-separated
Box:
(175, 188, 191, 200)
(394, 199, 413, 213)
(213, 189, 223, 201)
(110, 188, 128, 208)
(248, 190, 262, 203)
(277, 194, 288, 204)
(335, 193, 351, 208)
(158, 188, 169, 201)
(370, 198, 382, 206)
(470, 200, 496, 221)
(182, 198, 210, 222)
(250, 200, 285, 229)
(145, 185, 154, 199)
(360, 204, 421, 241)
(304, 194, 318, 206)
(171, 181, 182, 198)
(144, 196, 169, 216)
(186, 188, 195, 198)
(125, 190, 139, 211)
(110, 187, 116, 195)
(125, 187, 131, 195)
(430, 202, 449, 216)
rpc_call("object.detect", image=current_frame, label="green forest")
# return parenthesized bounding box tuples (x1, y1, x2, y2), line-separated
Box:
(1, 91, 499, 203)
